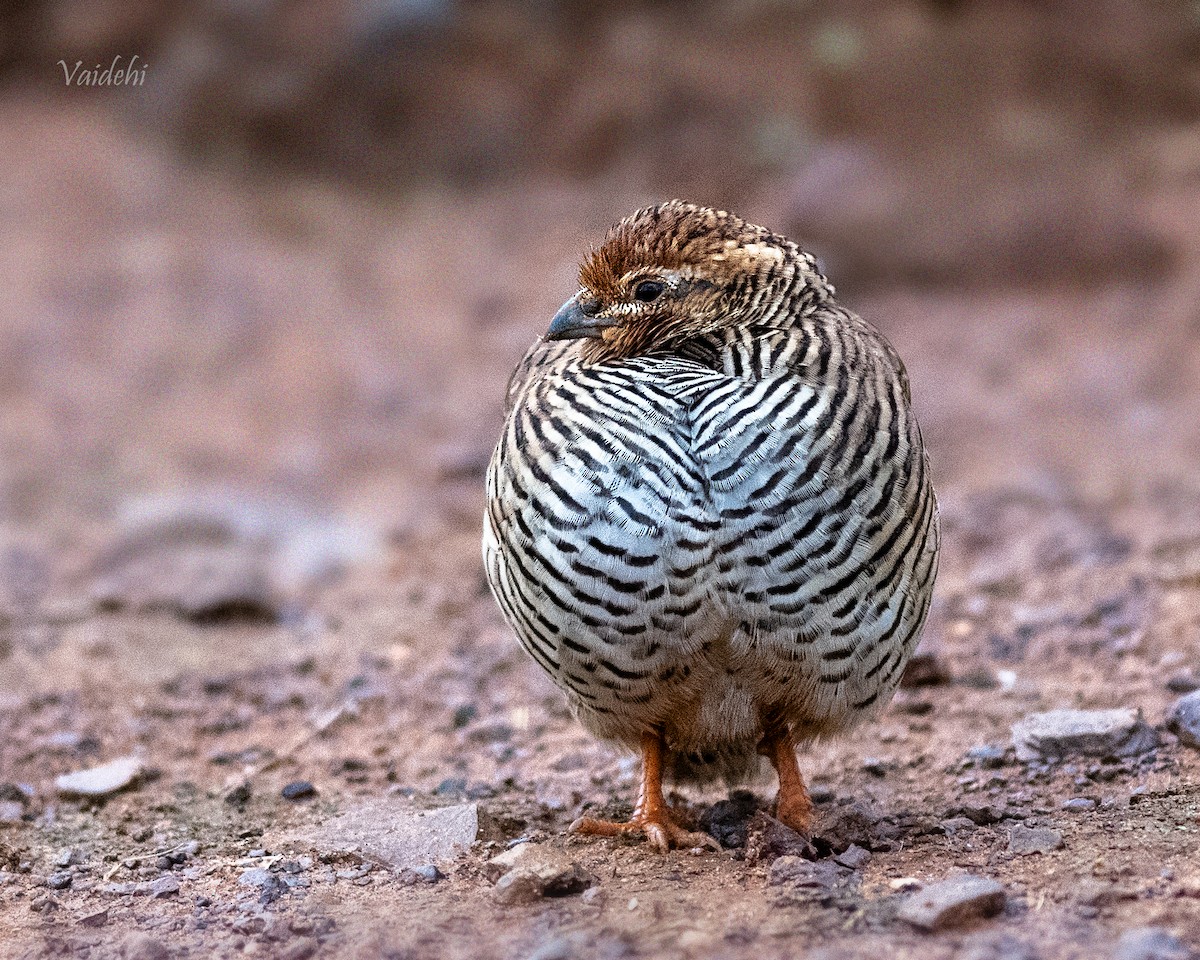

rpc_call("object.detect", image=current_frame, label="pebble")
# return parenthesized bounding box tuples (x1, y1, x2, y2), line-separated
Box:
(1011, 709, 1158, 761)
(1166, 691, 1200, 748)
(491, 869, 544, 906)
(834, 844, 872, 870)
(280, 781, 317, 801)
(55, 756, 144, 797)
(699, 789, 759, 848)
(1062, 797, 1097, 812)
(767, 856, 845, 890)
(1007, 825, 1064, 855)
(1112, 927, 1191, 960)
(897, 874, 1007, 931)
(46, 871, 73, 890)
(1165, 670, 1200, 694)
(487, 844, 593, 896)
(966, 745, 1008, 769)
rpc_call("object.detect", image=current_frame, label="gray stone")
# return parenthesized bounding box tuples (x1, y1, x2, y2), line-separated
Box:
(492, 868, 544, 905)
(897, 874, 1006, 931)
(1112, 927, 1191, 960)
(834, 844, 872, 870)
(46, 871, 73, 890)
(1011, 709, 1157, 761)
(1167, 692, 1200, 749)
(1062, 797, 1097, 812)
(1007, 825, 1064, 855)
(270, 800, 478, 870)
(767, 856, 843, 889)
(55, 756, 143, 797)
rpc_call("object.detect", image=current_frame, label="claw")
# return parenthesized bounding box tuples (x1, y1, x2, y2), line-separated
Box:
(569, 731, 721, 854)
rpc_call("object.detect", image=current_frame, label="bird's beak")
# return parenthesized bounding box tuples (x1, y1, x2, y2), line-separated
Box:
(545, 295, 614, 341)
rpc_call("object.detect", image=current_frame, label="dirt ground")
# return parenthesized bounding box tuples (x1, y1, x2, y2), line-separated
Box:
(4, 5, 1200, 956)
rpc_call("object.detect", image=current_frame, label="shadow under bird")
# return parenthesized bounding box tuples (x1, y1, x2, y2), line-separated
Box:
(483, 201, 939, 853)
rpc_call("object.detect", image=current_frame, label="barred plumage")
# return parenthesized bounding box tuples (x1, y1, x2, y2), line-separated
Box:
(483, 201, 939, 851)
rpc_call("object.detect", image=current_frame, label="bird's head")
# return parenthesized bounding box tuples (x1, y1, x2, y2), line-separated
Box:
(546, 200, 829, 361)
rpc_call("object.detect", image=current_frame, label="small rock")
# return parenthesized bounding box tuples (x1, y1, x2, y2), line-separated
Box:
(767, 856, 843, 889)
(486, 843, 593, 895)
(834, 844, 872, 870)
(815, 799, 879, 853)
(745, 812, 812, 862)
(1007, 825, 1064, 855)
(146, 876, 180, 898)
(0, 801, 25, 824)
(1112, 927, 1191, 960)
(225, 782, 253, 806)
(412, 864, 442, 883)
(492, 868, 544, 905)
(77, 907, 110, 928)
(46, 871, 73, 890)
(1011, 709, 1158, 761)
(901, 652, 951, 687)
(54, 848, 83, 867)
(700, 789, 760, 848)
(1165, 670, 1200, 694)
(897, 874, 1007, 931)
(120, 932, 169, 960)
(55, 756, 143, 797)
(948, 804, 1004, 826)
(966, 745, 1008, 769)
(1167, 691, 1200, 749)
(862, 756, 891, 777)
(580, 886, 604, 906)
(281, 781, 317, 801)
(1062, 797, 1097, 812)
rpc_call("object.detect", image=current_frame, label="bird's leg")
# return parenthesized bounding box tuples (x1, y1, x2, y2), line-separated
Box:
(569, 730, 719, 854)
(759, 723, 813, 837)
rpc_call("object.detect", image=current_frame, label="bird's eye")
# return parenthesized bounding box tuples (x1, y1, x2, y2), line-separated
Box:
(634, 280, 665, 303)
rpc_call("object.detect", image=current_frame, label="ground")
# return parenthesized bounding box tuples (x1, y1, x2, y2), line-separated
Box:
(4, 13, 1200, 955)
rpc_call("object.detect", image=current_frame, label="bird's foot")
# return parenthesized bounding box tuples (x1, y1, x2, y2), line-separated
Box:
(569, 810, 720, 855)
(772, 792, 814, 839)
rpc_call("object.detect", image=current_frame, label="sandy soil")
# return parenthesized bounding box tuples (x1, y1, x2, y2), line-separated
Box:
(3, 24, 1200, 956)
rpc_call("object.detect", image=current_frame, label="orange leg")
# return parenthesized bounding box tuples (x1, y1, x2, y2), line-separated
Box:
(759, 724, 813, 836)
(570, 731, 719, 854)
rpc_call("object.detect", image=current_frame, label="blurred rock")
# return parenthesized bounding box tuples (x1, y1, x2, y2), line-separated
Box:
(900, 651, 951, 688)
(1166, 692, 1200, 749)
(1112, 927, 1191, 960)
(1007, 825, 1064, 856)
(55, 756, 143, 798)
(1011, 709, 1157, 762)
(89, 491, 384, 623)
(897, 874, 1006, 931)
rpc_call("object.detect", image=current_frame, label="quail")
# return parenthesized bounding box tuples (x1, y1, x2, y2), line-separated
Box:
(483, 201, 939, 853)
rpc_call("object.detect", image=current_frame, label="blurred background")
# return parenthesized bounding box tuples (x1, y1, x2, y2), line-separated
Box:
(2, 0, 1200, 680)
(4, 7, 1200, 954)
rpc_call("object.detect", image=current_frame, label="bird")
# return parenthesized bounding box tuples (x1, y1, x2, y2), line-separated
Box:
(483, 201, 939, 853)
